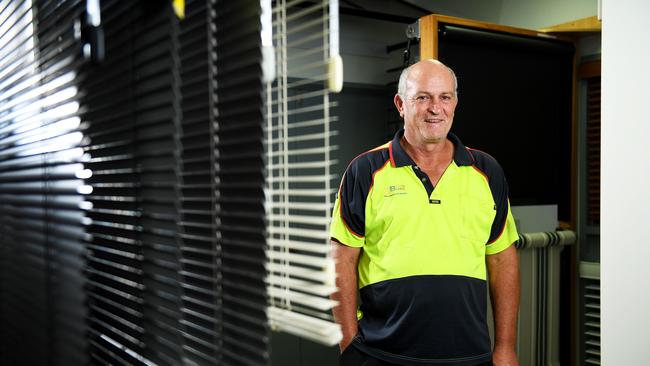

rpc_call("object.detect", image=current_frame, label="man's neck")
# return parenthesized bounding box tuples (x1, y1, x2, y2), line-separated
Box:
(400, 136, 454, 168)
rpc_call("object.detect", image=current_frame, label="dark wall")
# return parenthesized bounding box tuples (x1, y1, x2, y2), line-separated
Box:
(331, 83, 397, 179)
(438, 25, 575, 222)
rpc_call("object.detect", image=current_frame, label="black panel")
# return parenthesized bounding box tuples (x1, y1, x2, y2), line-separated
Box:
(438, 24, 574, 221)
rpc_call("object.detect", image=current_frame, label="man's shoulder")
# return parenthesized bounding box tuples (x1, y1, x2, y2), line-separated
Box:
(466, 147, 505, 178)
(346, 142, 391, 177)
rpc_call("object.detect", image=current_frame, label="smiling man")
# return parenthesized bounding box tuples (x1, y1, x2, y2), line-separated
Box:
(330, 59, 521, 366)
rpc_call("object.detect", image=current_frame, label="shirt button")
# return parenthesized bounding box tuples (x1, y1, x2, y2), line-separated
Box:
(414, 166, 420, 170)
(421, 177, 427, 182)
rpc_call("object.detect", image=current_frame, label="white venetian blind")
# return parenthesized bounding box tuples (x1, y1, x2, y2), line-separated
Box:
(264, 0, 343, 346)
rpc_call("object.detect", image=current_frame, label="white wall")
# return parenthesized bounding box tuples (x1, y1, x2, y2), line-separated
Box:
(497, 0, 597, 29)
(601, 0, 650, 363)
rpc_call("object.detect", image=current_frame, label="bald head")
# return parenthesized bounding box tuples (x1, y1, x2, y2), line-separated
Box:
(397, 59, 458, 97)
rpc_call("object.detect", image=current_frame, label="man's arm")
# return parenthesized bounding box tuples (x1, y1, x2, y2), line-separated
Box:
(487, 244, 520, 366)
(330, 240, 361, 352)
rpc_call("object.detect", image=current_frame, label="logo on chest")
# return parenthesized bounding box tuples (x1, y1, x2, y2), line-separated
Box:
(384, 184, 407, 197)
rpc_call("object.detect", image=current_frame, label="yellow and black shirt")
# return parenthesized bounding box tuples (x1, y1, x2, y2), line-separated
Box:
(330, 129, 519, 366)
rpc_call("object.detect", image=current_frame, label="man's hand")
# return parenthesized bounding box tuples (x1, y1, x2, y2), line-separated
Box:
(330, 240, 362, 352)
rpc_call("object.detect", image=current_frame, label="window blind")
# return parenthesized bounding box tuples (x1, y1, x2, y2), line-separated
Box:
(1, 1, 273, 365)
(213, 0, 269, 364)
(265, 0, 343, 346)
(81, 1, 185, 364)
(586, 76, 600, 225)
(176, 0, 221, 364)
(0, 0, 90, 365)
(582, 279, 601, 365)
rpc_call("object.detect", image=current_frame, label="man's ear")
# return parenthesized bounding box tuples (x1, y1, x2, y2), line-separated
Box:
(394, 94, 404, 117)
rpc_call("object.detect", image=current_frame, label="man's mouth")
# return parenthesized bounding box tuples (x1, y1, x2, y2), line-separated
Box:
(424, 118, 443, 123)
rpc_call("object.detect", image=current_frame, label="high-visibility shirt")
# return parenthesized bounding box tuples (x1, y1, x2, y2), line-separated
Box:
(330, 129, 519, 366)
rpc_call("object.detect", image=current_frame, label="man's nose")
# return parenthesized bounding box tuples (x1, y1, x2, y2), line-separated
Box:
(427, 98, 441, 114)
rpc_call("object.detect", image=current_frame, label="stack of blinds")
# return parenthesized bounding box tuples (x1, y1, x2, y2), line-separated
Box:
(81, 1, 185, 364)
(0, 0, 90, 365)
(265, 0, 342, 345)
(213, 0, 269, 364)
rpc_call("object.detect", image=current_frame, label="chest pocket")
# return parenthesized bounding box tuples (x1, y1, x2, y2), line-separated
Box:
(460, 195, 496, 244)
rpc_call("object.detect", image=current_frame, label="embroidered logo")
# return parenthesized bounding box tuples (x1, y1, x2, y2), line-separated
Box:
(384, 184, 407, 197)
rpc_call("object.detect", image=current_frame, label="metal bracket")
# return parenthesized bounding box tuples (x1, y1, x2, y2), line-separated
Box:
(405, 19, 420, 40)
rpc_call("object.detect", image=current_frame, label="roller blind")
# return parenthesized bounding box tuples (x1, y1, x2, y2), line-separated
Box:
(0, 0, 90, 365)
(264, 0, 342, 345)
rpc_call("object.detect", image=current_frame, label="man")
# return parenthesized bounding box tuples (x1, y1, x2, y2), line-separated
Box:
(330, 59, 520, 366)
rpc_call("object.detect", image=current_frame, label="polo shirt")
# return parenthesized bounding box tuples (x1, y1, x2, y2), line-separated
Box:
(330, 129, 519, 366)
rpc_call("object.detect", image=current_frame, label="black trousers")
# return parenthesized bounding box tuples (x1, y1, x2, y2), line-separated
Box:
(339, 345, 492, 366)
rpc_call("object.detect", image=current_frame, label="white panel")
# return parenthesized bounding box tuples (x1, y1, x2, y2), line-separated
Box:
(601, 0, 650, 364)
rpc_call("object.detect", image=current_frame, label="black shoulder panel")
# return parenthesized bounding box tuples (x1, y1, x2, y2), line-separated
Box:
(468, 148, 510, 244)
(338, 146, 391, 237)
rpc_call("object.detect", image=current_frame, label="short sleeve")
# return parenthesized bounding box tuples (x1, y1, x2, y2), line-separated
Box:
(486, 201, 519, 255)
(329, 159, 372, 248)
(330, 190, 365, 248)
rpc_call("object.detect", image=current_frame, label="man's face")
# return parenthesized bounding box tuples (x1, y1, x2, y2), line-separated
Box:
(395, 63, 458, 145)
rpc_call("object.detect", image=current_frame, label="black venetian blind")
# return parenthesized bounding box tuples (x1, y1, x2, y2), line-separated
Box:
(0, 0, 89, 365)
(213, 1, 269, 364)
(1, 0, 269, 365)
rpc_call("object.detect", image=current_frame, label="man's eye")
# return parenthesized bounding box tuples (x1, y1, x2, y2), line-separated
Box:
(416, 96, 429, 101)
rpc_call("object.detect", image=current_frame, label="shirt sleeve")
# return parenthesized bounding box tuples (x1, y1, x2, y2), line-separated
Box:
(486, 200, 519, 255)
(330, 191, 365, 247)
(329, 161, 369, 248)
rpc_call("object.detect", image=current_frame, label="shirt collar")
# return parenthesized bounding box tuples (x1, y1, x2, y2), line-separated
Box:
(389, 129, 474, 167)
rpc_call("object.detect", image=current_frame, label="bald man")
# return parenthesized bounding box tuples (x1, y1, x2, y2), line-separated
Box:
(330, 60, 520, 366)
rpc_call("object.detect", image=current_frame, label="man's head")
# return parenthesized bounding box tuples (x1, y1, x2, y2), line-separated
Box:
(394, 59, 459, 146)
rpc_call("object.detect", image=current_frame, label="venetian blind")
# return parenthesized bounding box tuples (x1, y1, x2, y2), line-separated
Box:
(81, 1, 185, 364)
(0, 0, 90, 364)
(264, 0, 343, 345)
(213, 0, 269, 364)
(0, 1, 272, 365)
(176, 0, 222, 364)
(586, 76, 600, 225)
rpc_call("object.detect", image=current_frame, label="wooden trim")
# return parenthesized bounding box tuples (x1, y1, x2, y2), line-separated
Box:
(419, 15, 438, 59)
(539, 16, 601, 34)
(579, 60, 601, 79)
(418, 14, 575, 57)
